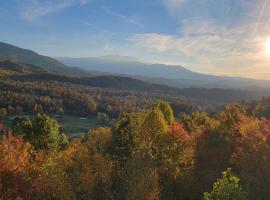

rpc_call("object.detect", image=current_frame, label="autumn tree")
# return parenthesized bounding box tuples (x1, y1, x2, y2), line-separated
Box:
(32, 127, 114, 200)
(86, 98, 97, 113)
(154, 100, 175, 125)
(63, 128, 113, 200)
(139, 108, 168, 161)
(193, 129, 233, 197)
(0, 134, 32, 199)
(130, 103, 194, 199)
(126, 167, 160, 200)
(217, 104, 246, 136)
(159, 122, 195, 200)
(230, 117, 270, 199)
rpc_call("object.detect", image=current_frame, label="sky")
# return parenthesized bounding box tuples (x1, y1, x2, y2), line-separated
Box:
(1, 0, 270, 79)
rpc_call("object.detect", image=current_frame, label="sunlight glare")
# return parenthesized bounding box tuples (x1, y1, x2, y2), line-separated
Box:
(266, 38, 270, 54)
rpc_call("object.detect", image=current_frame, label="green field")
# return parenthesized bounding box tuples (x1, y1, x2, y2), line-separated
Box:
(2, 114, 112, 137)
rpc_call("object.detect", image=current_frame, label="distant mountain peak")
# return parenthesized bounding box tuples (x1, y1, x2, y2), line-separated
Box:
(98, 55, 140, 62)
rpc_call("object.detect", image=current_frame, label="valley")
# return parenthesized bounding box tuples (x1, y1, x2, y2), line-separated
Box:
(1, 1, 270, 199)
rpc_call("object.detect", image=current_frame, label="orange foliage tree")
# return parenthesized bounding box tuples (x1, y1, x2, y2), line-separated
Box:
(0, 134, 32, 200)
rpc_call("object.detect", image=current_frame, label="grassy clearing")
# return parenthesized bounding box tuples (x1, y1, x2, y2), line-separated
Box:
(2, 114, 112, 137)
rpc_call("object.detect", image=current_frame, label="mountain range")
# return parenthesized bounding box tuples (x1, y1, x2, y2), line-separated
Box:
(0, 41, 269, 105)
(57, 55, 270, 90)
(1, 42, 270, 90)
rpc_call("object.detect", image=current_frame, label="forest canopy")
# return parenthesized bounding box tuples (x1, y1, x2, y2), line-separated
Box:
(1, 100, 270, 199)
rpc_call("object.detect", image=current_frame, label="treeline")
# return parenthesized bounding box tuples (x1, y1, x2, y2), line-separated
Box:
(0, 79, 200, 118)
(1, 100, 270, 199)
(8, 73, 269, 105)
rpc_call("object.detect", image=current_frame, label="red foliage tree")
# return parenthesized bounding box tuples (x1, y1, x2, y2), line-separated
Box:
(0, 134, 32, 199)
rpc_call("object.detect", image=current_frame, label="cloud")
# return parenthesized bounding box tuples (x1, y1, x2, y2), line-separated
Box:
(126, 0, 270, 78)
(102, 7, 143, 28)
(18, 0, 90, 22)
(161, 0, 266, 25)
(130, 18, 270, 75)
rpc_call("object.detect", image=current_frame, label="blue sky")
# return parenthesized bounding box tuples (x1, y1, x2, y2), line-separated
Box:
(1, 0, 270, 79)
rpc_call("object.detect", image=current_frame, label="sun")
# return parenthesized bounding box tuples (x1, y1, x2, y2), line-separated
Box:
(266, 38, 270, 54)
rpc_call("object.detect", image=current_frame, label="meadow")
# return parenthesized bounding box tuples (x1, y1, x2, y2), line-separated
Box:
(2, 114, 112, 137)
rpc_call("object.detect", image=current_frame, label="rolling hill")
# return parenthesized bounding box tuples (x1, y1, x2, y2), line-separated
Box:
(0, 57, 48, 75)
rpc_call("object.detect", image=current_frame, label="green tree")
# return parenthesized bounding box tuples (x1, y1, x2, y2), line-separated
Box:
(22, 114, 68, 151)
(180, 112, 219, 134)
(109, 112, 144, 163)
(204, 168, 247, 200)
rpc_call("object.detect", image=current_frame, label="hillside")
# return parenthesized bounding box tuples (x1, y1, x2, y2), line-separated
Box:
(0, 42, 93, 77)
(0, 58, 48, 75)
(58, 55, 270, 90)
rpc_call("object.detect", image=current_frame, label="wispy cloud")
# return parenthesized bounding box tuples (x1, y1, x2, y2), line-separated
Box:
(130, 17, 270, 76)
(18, 0, 90, 22)
(102, 7, 143, 28)
(253, 0, 269, 38)
(125, 0, 270, 78)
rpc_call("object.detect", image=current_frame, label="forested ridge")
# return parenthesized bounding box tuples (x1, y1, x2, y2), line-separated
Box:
(1, 100, 270, 199)
(0, 78, 199, 118)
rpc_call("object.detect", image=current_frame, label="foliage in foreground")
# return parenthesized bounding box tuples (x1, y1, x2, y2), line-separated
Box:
(1, 100, 270, 199)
